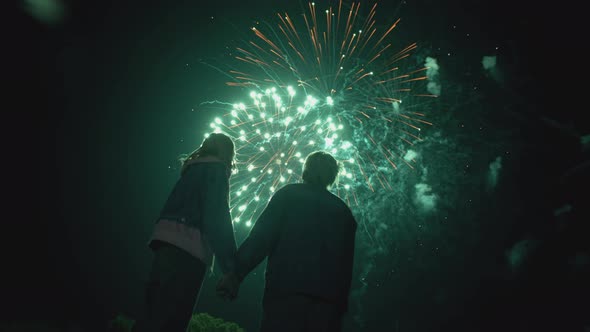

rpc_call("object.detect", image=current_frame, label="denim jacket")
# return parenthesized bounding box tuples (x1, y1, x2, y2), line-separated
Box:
(149, 157, 236, 274)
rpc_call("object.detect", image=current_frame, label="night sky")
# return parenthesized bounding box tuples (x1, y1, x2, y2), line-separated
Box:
(8, 0, 589, 331)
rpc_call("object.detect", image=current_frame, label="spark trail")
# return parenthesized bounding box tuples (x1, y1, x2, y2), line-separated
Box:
(205, 1, 437, 226)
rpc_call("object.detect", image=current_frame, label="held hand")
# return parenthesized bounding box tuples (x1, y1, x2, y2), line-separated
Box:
(216, 272, 240, 301)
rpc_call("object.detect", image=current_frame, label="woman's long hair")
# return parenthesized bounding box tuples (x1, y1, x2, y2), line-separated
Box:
(180, 133, 236, 175)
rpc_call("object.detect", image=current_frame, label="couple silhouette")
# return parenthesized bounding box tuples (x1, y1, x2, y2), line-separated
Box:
(134, 133, 357, 332)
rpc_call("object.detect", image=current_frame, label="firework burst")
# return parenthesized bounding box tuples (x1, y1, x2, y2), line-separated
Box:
(205, 1, 437, 226)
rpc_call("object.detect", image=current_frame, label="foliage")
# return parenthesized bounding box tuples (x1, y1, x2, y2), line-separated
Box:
(107, 312, 245, 332)
(188, 313, 245, 332)
(108, 314, 135, 332)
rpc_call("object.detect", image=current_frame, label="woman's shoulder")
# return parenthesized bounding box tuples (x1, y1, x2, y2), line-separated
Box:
(184, 156, 226, 169)
(190, 155, 224, 164)
(182, 157, 227, 176)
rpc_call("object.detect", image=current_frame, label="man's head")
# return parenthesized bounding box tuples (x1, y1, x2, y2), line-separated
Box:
(302, 151, 340, 189)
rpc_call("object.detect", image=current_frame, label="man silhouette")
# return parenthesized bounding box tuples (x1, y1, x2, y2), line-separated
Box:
(218, 151, 357, 332)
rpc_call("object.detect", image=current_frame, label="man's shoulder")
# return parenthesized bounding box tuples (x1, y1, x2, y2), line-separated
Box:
(323, 191, 355, 222)
(274, 183, 304, 194)
(282, 184, 351, 208)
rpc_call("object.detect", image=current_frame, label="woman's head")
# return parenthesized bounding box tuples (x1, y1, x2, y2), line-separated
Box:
(182, 133, 236, 173)
(302, 151, 340, 189)
(198, 133, 236, 168)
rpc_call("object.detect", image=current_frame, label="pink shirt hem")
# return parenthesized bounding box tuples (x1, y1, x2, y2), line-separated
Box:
(149, 219, 214, 265)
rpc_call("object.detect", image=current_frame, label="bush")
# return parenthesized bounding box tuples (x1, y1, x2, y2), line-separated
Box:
(187, 313, 245, 332)
(108, 312, 245, 332)
(108, 314, 135, 332)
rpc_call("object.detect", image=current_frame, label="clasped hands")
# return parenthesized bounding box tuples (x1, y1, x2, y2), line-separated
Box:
(216, 271, 241, 301)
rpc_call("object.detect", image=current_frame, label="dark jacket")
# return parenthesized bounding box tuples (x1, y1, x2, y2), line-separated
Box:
(152, 157, 236, 273)
(235, 183, 357, 312)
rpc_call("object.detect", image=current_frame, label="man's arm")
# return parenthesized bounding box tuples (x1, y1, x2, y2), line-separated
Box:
(201, 163, 237, 274)
(234, 190, 285, 281)
(343, 212, 357, 298)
